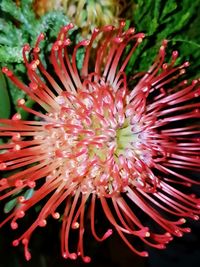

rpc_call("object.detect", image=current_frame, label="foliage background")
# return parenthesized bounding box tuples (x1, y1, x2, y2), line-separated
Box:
(0, 0, 200, 266)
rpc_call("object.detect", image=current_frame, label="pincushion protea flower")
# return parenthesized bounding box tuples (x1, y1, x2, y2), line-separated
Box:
(0, 21, 200, 262)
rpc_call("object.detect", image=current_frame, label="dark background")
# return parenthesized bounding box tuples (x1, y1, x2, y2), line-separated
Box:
(0, 218, 199, 267)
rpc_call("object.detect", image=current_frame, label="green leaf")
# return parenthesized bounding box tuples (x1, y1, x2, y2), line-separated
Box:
(4, 198, 17, 213)
(1, 0, 35, 34)
(23, 188, 34, 200)
(0, 46, 23, 63)
(128, 0, 200, 77)
(160, 1, 177, 20)
(0, 69, 10, 118)
(3, 188, 34, 214)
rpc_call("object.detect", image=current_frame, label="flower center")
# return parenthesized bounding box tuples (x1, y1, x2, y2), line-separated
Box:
(35, 85, 152, 196)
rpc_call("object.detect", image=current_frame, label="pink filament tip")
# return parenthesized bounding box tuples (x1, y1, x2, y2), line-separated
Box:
(12, 240, 19, 247)
(11, 222, 18, 230)
(0, 178, 7, 186)
(0, 163, 7, 170)
(38, 219, 47, 227)
(69, 253, 77, 260)
(17, 98, 26, 106)
(71, 222, 79, 229)
(62, 253, 67, 259)
(25, 251, 31, 261)
(16, 210, 25, 218)
(23, 44, 30, 51)
(15, 179, 23, 187)
(2, 67, 13, 76)
(172, 50, 178, 58)
(104, 229, 113, 239)
(29, 82, 38, 91)
(52, 212, 60, 219)
(141, 251, 149, 257)
(27, 181, 36, 188)
(104, 25, 114, 32)
(158, 244, 165, 249)
(12, 113, 21, 120)
(83, 256, 91, 263)
(120, 20, 126, 27)
(18, 196, 25, 203)
(38, 33, 45, 41)
(193, 215, 199, 220)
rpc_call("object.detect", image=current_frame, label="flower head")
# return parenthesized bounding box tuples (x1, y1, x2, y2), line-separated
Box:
(0, 22, 200, 262)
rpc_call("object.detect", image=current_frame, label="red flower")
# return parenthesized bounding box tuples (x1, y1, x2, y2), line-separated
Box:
(0, 22, 200, 262)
